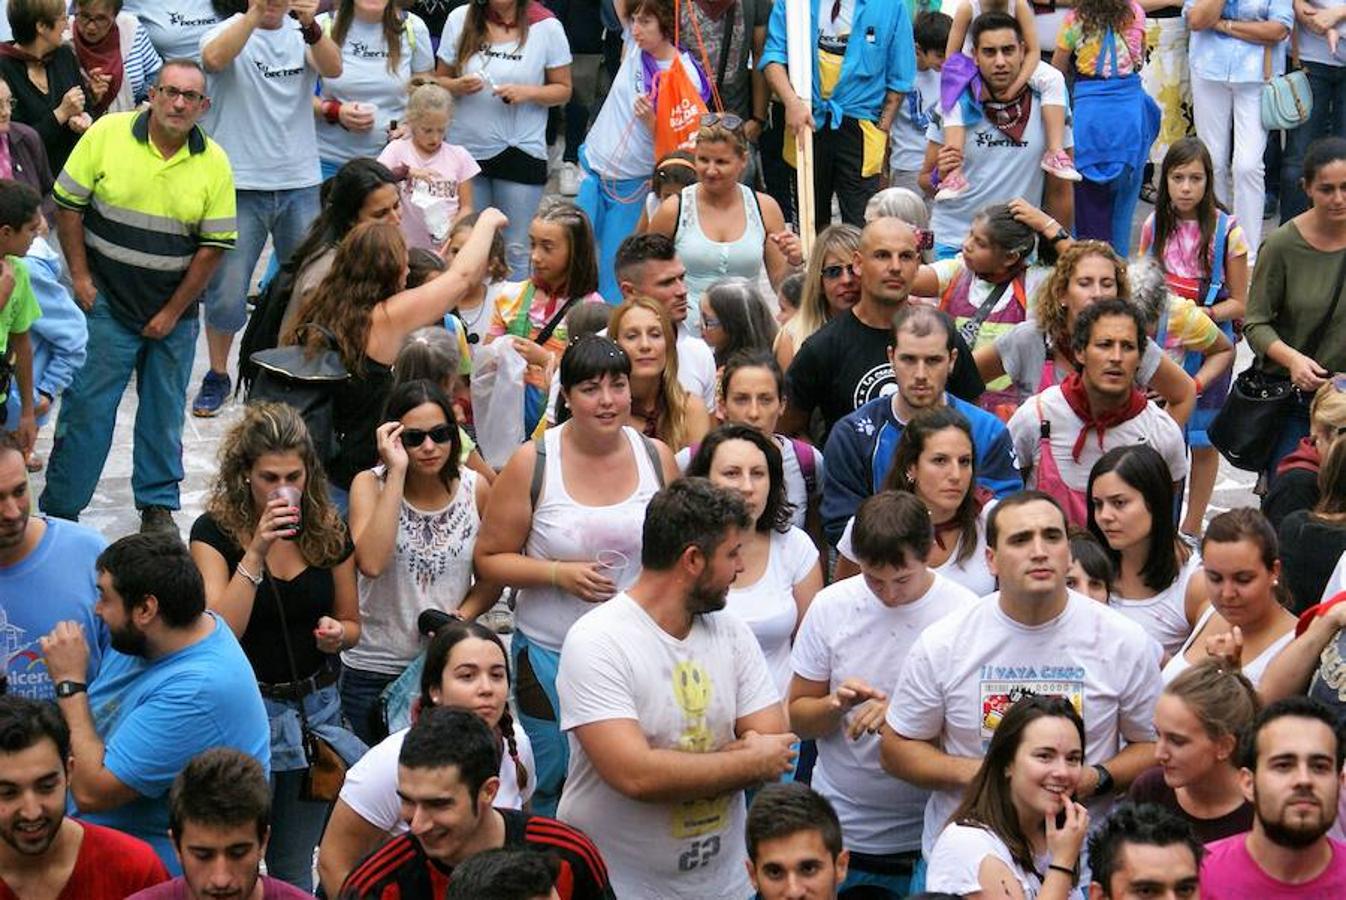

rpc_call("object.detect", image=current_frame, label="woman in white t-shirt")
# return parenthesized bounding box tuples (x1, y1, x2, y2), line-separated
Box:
(687, 424, 823, 695)
(474, 335, 680, 815)
(1086, 444, 1204, 660)
(836, 407, 997, 597)
(316, 621, 534, 896)
(342, 379, 498, 745)
(926, 695, 1091, 900)
(436, 0, 572, 276)
(314, 0, 435, 178)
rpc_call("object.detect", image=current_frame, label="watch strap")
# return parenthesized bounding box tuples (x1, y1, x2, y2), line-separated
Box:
(54, 680, 87, 698)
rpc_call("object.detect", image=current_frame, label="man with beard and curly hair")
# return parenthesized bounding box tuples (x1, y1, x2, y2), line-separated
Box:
(1201, 696, 1346, 896)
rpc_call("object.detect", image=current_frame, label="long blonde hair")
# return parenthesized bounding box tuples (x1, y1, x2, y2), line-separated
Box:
(204, 404, 348, 568)
(781, 224, 862, 352)
(609, 295, 694, 450)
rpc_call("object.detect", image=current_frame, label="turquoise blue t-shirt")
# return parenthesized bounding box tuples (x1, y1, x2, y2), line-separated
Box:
(0, 517, 107, 700)
(81, 613, 270, 874)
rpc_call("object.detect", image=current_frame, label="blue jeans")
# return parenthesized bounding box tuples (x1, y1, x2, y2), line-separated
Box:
(510, 629, 567, 817)
(576, 145, 646, 304)
(263, 684, 367, 892)
(320, 158, 343, 181)
(473, 176, 546, 281)
(204, 187, 320, 335)
(40, 298, 198, 517)
(338, 664, 399, 746)
(1282, 61, 1346, 221)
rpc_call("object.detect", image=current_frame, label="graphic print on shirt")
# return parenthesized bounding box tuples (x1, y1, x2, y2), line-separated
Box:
(169, 10, 217, 27)
(979, 664, 1085, 746)
(670, 658, 730, 872)
(0, 610, 52, 696)
(851, 364, 898, 409)
(399, 499, 477, 593)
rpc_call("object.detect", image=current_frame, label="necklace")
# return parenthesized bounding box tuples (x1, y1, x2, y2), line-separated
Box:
(458, 291, 489, 344)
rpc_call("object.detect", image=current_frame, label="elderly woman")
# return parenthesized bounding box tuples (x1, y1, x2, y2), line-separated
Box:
(72, 0, 163, 114)
(0, 0, 101, 173)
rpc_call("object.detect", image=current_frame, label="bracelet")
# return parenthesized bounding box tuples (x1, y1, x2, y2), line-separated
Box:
(301, 18, 323, 44)
(549, 561, 559, 587)
(322, 98, 342, 124)
(1193, 375, 1205, 396)
(1047, 864, 1076, 878)
(235, 561, 263, 586)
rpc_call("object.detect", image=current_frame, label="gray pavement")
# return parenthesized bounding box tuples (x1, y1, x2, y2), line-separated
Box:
(26, 200, 1264, 545)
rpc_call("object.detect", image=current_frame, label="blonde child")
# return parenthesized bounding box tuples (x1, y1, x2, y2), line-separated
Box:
(378, 83, 480, 250)
(935, 0, 1077, 201)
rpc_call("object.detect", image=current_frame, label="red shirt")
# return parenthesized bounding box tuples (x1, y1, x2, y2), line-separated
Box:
(0, 820, 168, 900)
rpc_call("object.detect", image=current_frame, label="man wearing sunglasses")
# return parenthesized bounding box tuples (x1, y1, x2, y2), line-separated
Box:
(41, 60, 236, 536)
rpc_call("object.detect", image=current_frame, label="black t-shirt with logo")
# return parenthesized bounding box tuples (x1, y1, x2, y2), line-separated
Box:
(786, 308, 985, 441)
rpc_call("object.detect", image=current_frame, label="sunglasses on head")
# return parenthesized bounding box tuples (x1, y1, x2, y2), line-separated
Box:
(700, 112, 744, 132)
(399, 424, 455, 449)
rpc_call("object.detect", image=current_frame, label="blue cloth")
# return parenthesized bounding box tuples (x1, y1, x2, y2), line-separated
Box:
(510, 628, 567, 818)
(575, 145, 637, 306)
(819, 393, 1022, 546)
(203, 186, 320, 335)
(4, 238, 86, 427)
(81, 613, 270, 875)
(1184, 0, 1294, 82)
(339, 663, 400, 745)
(0, 518, 107, 700)
(934, 242, 961, 260)
(264, 683, 367, 773)
(39, 295, 199, 518)
(1072, 75, 1160, 185)
(759, 0, 916, 127)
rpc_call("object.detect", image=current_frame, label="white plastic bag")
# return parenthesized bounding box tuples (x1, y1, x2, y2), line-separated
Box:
(471, 339, 527, 468)
(411, 181, 452, 244)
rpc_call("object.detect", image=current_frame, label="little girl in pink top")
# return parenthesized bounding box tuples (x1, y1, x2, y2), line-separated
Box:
(378, 83, 479, 251)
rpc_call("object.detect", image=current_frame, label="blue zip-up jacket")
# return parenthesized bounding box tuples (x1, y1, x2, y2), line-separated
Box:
(759, 0, 916, 127)
(5, 237, 86, 427)
(821, 393, 1022, 546)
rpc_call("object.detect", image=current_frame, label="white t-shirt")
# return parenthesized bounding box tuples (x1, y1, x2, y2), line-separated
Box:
(583, 35, 708, 181)
(1108, 552, 1201, 659)
(836, 501, 998, 597)
(201, 15, 321, 190)
(437, 8, 572, 161)
(556, 593, 779, 899)
(927, 822, 1048, 897)
(890, 67, 940, 172)
(791, 573, 978, 854)
(675, 435, 826, 532)
(339, 719, 535, 835)
(315, 12, 435, 164)
(887, 591, 1161, 854)
(1007, 386, 1190, 494)
(125, 0, 219, 61)
(727, 527, 819, 695)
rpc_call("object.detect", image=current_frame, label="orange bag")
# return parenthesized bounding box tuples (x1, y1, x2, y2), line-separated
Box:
(653, 54, 709, 159)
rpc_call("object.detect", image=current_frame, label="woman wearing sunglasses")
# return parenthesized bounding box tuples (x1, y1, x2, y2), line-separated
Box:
(647, 113, 802, 337)
(342, 378, 500, 745)
(774, 223, 862, 371)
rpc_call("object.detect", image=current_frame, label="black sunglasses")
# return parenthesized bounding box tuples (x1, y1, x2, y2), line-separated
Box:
(399, 424, 455, 449)
(821, 264, 850, 280)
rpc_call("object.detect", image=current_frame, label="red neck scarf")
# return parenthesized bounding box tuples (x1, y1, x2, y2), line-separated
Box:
(73, 22, 124, 116)
(0, 42, 51, 64)
(1059, 371, 1148, 462)
(485, 1, 555, 28)
(931, 486, 991, 550)
(982, 86, 1033, 143)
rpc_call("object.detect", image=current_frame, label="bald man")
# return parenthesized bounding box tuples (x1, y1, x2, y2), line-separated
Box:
(781, 218, 985, 440)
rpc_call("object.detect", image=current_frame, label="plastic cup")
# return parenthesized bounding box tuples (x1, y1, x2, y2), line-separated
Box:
(268, 485, 303, 540)
(595, 549, 630, 589)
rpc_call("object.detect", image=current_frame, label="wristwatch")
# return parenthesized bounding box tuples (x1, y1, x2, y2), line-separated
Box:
(54, 681, 87, 699)
(1092, 763, 1115, 796)
(1048, 226, 1071, 245)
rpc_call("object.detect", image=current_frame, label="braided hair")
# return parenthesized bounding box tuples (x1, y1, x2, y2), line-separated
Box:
(420, 620, 529, 792)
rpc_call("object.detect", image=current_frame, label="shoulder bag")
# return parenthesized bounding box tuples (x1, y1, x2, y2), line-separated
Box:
(1261, 40, 1312, 131)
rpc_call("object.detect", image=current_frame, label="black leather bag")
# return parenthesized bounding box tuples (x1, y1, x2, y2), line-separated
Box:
(1209, 250, 1346, 471)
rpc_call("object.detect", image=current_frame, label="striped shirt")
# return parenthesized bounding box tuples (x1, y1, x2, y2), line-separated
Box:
(123, 16, 165, 106)
(53, 110, 236, 330)
(339, 809, 615, 900)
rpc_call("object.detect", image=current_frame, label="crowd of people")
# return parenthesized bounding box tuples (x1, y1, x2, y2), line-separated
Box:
(3, 0, 1346, 896)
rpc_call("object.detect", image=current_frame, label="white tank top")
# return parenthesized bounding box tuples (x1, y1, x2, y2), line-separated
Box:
(1161, 604, 1296, 688)
(1109, 553, 1202, 660)
(344, 468, 480, 675)
(514, 424, 663, 651)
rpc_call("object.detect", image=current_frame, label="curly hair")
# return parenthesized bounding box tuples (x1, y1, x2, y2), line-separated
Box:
(282, 221, 407, 374)
(609, 296, 695, 451)
(204, 403, 348, 568)
(1033, 240, 1130, 348)
(1071, 0, 1137, 42)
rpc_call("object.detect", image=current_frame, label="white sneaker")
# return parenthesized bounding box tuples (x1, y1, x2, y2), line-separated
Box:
(558, 162, 581, 197)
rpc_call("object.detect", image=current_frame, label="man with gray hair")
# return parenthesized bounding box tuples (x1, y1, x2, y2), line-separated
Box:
(781, 217, 985, 443)
(819, 303, 1020, 546)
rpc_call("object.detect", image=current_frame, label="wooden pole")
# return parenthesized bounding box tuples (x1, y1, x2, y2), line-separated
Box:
(784, 0, 816, 258)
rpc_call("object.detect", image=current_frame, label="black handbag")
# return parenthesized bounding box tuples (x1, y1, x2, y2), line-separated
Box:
(1208, 249, 1346, 471)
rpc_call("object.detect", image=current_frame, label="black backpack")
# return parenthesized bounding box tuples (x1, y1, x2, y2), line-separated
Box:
(236, 262, 300, 398)
(246, 323, 349, 466)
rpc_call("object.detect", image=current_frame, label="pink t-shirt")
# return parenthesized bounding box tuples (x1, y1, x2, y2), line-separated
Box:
(1201, 834, 1346, 898)
(377, 138, 481, 250)
(128, 875, 310, 899)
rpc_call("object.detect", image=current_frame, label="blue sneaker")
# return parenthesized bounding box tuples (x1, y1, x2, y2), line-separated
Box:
(192, 369, 231, 417)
